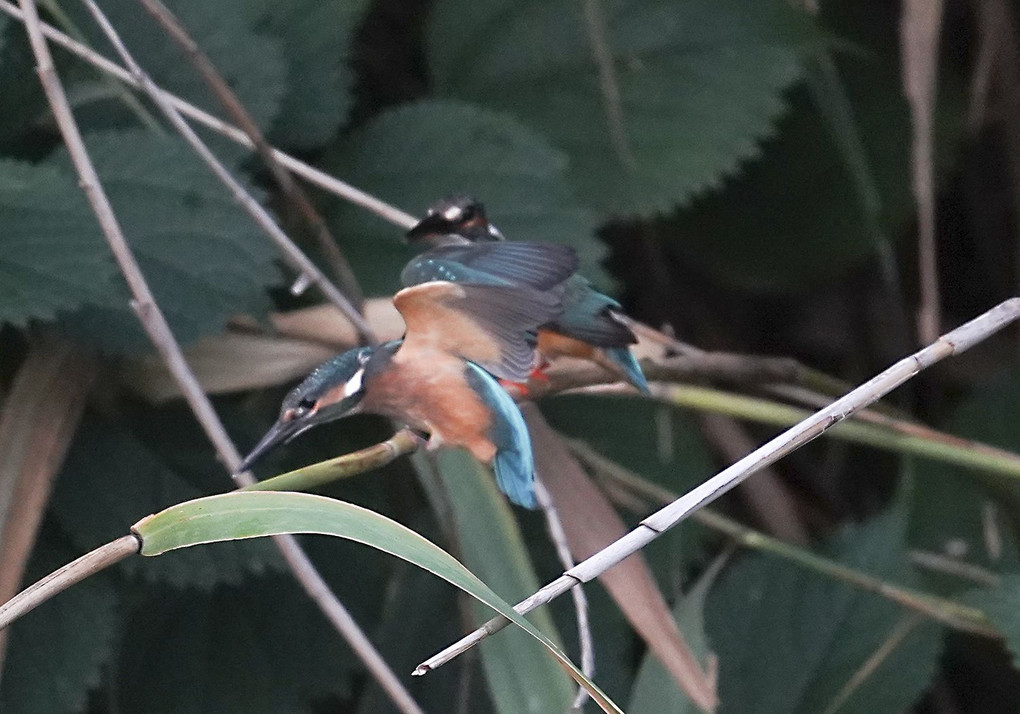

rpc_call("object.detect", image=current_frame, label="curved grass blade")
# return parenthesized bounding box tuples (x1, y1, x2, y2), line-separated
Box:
(132, 491, 622, 714)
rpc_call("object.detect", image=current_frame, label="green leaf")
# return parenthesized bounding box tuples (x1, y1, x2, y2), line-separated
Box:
(910, 373, 1020, 578)
(323, 99, 602, 295)
(133, 490, 624, 713)
(241, 0, 371, 147)
(47, 130, 281, 352)
(706, 501, 943, 714)
(114, 575, 355, 713)
(628, 559, 719, 714)
(50, 413, 281, 588)
(0, 526, 120, 714)
(669, 44, 964, 293)
(69, 0, 287, 129)
(428, 0, 809, 215)
(429, 449, 575, 714)
(0, 159, 117, 327)
(962, 574, 1020, 669)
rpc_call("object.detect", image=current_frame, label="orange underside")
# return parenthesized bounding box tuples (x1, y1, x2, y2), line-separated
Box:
(536, 330, 597, 361)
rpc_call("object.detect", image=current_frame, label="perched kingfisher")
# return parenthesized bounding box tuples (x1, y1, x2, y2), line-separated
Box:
(237, 241, 580, 508)
(406, 195, 650, 394)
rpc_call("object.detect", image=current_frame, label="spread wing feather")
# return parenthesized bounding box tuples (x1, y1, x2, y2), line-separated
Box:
(393, 281, 563, 382)
(401, 242, 578, 291)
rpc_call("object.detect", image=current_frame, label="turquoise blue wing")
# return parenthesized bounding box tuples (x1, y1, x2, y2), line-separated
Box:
(463, 361, 536, 508)
(401, 242, 578, 291)
(550, 275, 636, 347)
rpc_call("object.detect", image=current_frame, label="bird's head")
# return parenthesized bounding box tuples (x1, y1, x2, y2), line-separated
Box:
(405, 195, 504, 244)
(236, 343, 396, 473)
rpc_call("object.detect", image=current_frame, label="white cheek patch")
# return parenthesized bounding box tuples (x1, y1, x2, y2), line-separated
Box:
(443, 206, 462, 221)
(342, 367, 365, 398)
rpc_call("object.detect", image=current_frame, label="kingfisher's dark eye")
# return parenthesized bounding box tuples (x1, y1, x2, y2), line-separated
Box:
(460, 205, 475, 221)
(297, 397, 316, 411)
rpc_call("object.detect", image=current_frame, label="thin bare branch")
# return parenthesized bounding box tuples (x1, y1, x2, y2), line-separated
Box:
(901, 0, 946, 344)
(581, 0, 636, 170)
(0, 0, 420, 231)
(0, 535, 140, 631)
(533, 477, 595, 710)
(79, 0, 374, 343)
(414, 299, 1020, 675)
(135, 0, 365, 310)
(22, 3, 420, 710)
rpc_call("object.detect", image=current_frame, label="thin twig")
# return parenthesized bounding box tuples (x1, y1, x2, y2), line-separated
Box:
(0, 0, 420, 231)
(581, 0, 635, 170)
(134, 0, 365, 311)
(569, 439, 999, 639)
(79, 0, 374, 344)
(533, 477, 594, 710)
(901, 0, 946, 344)
(24, 4, 420, 711)
(698, 413, 809, 544)
(413, 299, 1020, 675)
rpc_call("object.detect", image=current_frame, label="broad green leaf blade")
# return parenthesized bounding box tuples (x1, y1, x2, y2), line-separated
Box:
(962, 574, 1020, 669)
(428, 0, 809, 215)
(323, 99, 603, 295)
(50, 414, 281, 589)
(628, 559, 719, 714)
(706, 499, 943, 714)
(115, 575, 356, 713)
(241, 0, 371, 148)
(0, 159, 117, 326)
(133, 490, 624, 714)
(429, 449, 574, 714)
(49, 131, 282, 352)
(0, 528, 120, 714)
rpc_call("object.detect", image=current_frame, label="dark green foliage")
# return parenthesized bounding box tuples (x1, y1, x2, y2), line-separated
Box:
(428, 0, 811, 215)
(707, 501, 943, 713)
(0, 0, 1016, 711)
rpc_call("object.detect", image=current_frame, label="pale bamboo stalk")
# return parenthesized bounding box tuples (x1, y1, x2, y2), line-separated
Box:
(22, 3, 421, 711)
(0, 0, 419, 231)
(414, 298, 1020, 675)
(0, 536, 140, 630)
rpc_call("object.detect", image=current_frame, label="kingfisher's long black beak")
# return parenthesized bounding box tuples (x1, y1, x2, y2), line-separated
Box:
(235, 419, 303, 474)
(405, 213, 453, 243)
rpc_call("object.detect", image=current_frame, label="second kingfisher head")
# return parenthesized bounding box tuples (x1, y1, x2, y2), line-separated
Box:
(405, 195, 504, 244)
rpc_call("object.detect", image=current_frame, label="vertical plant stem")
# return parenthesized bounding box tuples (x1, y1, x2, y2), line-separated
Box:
(901, 0, 946, 344)
(21, 3, 420, 711)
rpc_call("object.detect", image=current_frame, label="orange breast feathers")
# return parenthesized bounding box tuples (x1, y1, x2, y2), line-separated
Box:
(536, 330, 598, 361)
(362, 352, 498, 464)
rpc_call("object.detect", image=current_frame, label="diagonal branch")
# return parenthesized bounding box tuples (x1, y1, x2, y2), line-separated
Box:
(77, 0, 374, 343)
(135, 0, 366, 311)
(21, 2, 420, 711)
(412, 298, 1020, 675)
(0, 0, 420, 231)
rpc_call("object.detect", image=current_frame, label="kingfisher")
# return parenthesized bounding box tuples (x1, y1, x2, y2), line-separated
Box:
(405, 195, 650, 394)
(237, 241, 579, 508)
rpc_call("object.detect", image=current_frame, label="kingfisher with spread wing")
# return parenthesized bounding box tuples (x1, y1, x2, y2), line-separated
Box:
(237, 241, 578, 507)
(406, 195, 650, 394)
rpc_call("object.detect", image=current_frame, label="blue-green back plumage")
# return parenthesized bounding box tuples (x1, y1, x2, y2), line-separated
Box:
(401, 243, 578, 291)
(463, 361, 536, 508)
